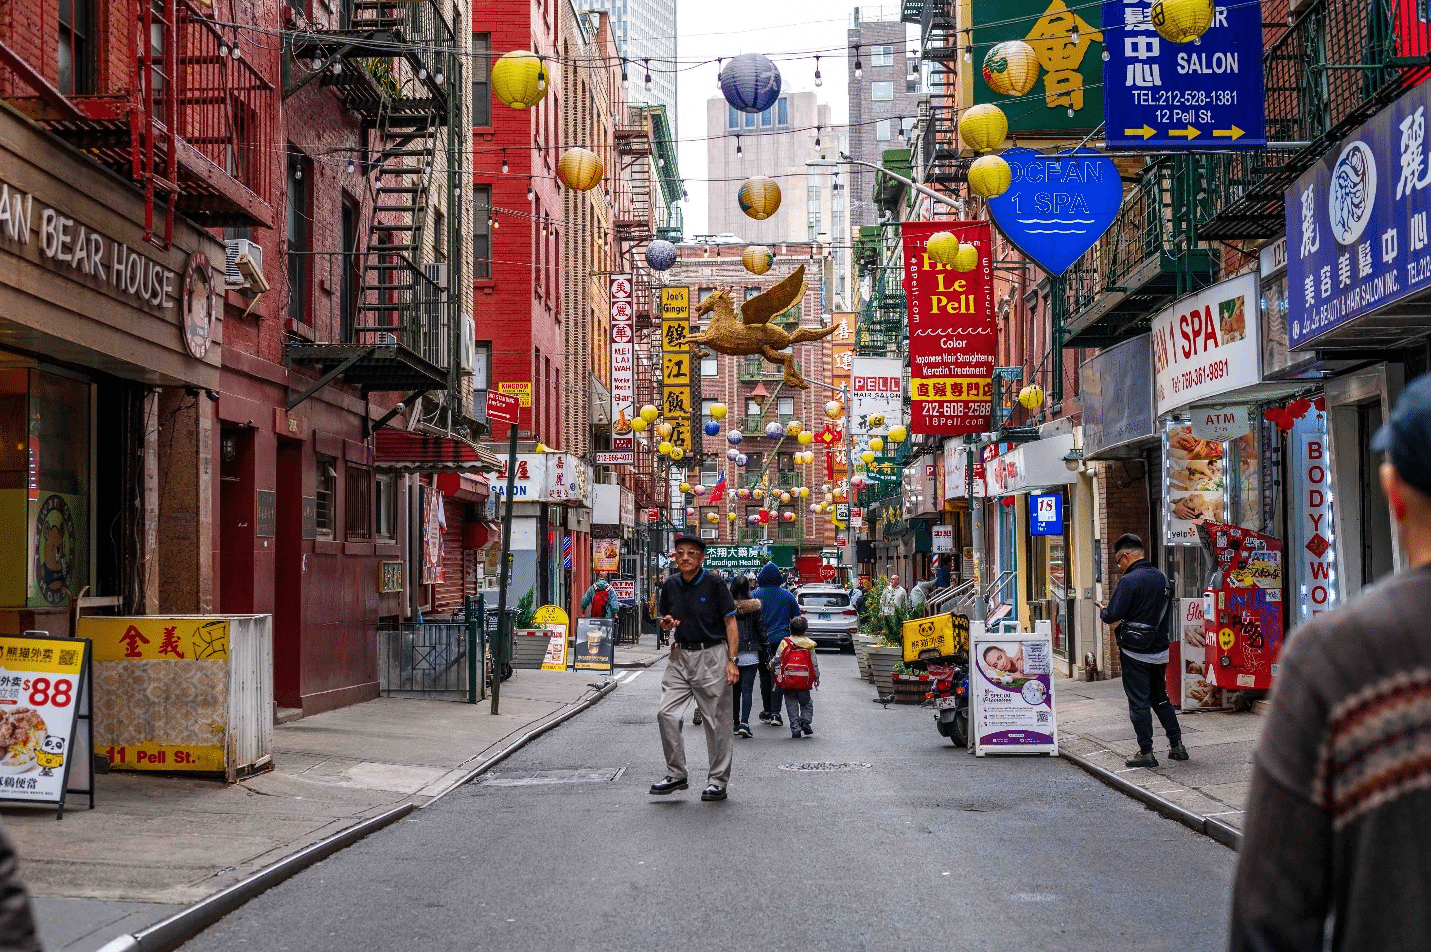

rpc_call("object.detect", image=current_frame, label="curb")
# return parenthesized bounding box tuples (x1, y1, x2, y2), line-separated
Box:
(614, 653, 664, 669)
(1060, 749, 1242, 850)
(95, 680, 623, 952)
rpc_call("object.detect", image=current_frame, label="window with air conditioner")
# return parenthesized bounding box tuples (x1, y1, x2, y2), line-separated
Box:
(315, 455, 337, 539)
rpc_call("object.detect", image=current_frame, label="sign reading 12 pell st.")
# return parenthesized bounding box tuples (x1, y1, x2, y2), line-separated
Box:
(1102, 0, 1266, 149)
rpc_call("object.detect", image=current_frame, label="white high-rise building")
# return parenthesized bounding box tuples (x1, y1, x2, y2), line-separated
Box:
(584, 0, 678, 137)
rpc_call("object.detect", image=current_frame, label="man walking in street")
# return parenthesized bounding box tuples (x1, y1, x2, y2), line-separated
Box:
(1229, 376, 1431, 951)
(651, 535, 740, 802)
(1098, 533, 1187, 768)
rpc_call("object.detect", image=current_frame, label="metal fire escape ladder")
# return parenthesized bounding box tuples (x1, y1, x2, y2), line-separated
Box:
(135, 0, 180, 248)
(918, 0, 963, 186)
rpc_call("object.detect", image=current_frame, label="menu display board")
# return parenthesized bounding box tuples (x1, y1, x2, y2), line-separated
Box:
(0, 634, 92, 813)
(1162, 420, 1228, 546)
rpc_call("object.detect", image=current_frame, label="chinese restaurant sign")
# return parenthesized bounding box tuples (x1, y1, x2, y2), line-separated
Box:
(0, 634, 90, 806)
(987, 149, 1123, 276)
(1286, 77, 1431, 348)
(608, 274, 635, 462)
(901, 220, 995, 436)
(1102, 0, 1266, 149)
(972, 0, 1104, 135)
(660, 287, 692, 453)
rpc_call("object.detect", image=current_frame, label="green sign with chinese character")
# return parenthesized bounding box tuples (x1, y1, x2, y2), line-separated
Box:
(702, 545, 767, 578)
(971, 0, 1104, 136)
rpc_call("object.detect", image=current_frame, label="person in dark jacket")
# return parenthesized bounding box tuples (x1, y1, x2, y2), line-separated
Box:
(0, 822, 41, 952)
(729, 575, 766, 738)
(754, 562, 801, 727)
(1098, 533, 1186, 768)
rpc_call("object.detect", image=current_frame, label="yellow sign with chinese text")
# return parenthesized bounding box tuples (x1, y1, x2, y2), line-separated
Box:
(497, 381, 533, 407)
(84, 617, 229, 662)
(902, 613, 969, 662)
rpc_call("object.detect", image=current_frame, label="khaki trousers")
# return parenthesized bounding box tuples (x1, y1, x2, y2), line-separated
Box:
(657, 643, 733, 788)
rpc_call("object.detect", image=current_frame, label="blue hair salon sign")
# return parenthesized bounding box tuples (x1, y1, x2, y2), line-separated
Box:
(987, 148, 1123, 277)
(1286, 79, 1431, 348)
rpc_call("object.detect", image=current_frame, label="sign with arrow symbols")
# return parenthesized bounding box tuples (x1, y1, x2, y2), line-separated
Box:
(1102, 0, 1265, 150)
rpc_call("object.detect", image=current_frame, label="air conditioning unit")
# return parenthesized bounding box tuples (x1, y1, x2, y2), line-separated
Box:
(459, 312, 476, 376)
(700, 528, 719, 540)
(224, 239, 263, 289)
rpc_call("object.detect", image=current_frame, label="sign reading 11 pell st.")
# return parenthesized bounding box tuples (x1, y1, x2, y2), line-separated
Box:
(1102, 0, 1265, 150)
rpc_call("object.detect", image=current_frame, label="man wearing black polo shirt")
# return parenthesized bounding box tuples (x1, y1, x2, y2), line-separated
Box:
(650, 534, 740, 801)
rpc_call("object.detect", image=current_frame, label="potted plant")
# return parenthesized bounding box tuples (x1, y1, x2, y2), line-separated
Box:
(891, 661, 931, 704)
(865, 587, 909, 697)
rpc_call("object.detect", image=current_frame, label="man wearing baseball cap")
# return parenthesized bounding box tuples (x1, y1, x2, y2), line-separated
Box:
(1230, 374, 1431, 950)
(650, 534, 740, 801)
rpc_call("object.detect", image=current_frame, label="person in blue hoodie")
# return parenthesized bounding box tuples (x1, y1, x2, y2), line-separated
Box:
(754, 561, 801, 727)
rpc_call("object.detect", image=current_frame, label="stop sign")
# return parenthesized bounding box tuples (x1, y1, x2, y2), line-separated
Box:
(819, 564, 837, 583)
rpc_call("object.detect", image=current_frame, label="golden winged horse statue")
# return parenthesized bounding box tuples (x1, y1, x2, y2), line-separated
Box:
(686, 266, 837, 389)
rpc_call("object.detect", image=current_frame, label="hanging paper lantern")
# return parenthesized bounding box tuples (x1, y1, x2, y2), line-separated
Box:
(704, 420, 721, 437)
(786, 420, 803, 436)
(737, 487, 751, 499)
(869, 437, 885, 453)
(705, 511, 720, 524)
(822, 401, 842, 420)
(779, 492, 792, 504)
(728, 512, 738, 522)
(692, 485, 707, 497)
(656, 421, 673, 439)
(710, 402, 728, 420)
(640, 404, 659, 422)
(742, 246, 775, 275)
(799, 487, 811, 498)
(1151, 0, 1215, 43)
(926, 231, 960, 265)
(727, 429, 744, 446)
(747, 514, 762, 526)
(670, 446, 685, 461)
(631, 416, 649, 432)
(685, 507, 696, 518)
(752, 488, 764, 500)
(764, 420, 783, 438)
(556, 148, 604, 191)
(645, 239, 678, 272)
(968, 154, 1013, 199)
(726, 448, 740, 460)
(888, 425, 908, 444)
(809, 503, 821, 514)
(860, 450, 876, 465)
(679, 481, 692, 494)
(849, 474, 867, 489)
(738, 177, 782, 221)
(658, 441, 673, 456)
(1018, 384, 1046, 410)
(736, 453, 749, 467)
(959, 103, 1009, 153)
(720, 53, 782, 113)
(952, 242, 979, 273)
(491, 51, 550, 109)
(982, 41, 1040, 97)
(797, 431, 814, 446)
(782, 511, 797, 523)
(869, 413, 885, 428)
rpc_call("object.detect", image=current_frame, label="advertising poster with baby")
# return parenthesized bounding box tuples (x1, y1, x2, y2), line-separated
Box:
(1163, 420, 1229, 546)
(970, 621, 1058, 755)
(0, 634, 89, 805)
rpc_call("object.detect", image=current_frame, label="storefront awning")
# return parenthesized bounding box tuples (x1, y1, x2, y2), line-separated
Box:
(374, 430, 501, 473)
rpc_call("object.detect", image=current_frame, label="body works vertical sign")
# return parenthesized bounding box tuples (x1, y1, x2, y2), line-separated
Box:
(609, 274, 635, 462)
(901, 220, 996, 435)
(660, 287, 693, 454)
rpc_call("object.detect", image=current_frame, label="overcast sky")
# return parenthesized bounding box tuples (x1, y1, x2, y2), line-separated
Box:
(674, 1, 901, 236)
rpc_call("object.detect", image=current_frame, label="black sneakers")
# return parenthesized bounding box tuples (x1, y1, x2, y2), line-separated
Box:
(649, 775, 688, 795)
(735, 724, 753, 738)
(1125, 751, 1159, 768)
(691, 709, 703, 726)
(1169, 744, 1190, 761)
(767, 713, 783, 727)
(700, 785, 727, 801)
(801, 722, 813, 736)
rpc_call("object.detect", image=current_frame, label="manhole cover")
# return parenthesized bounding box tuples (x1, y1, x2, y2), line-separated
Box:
(477, 767, 624, 786)
(777, 762, 872, 772)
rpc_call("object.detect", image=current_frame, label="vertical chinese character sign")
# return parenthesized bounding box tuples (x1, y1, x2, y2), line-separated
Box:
(609, 274, 636, 462)
(830, 314, 855, 484)
(973, 0, 1104, 134)
(660, 287, 693, 453)
(901, 220, 996, 436)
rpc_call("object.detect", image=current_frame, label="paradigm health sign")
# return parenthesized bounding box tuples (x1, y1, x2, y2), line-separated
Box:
(1286, 77, 1431, 348)
(901, 220, 995, 436)
(986, 149, 1122, 276)
(1102, 0, 1266, 149)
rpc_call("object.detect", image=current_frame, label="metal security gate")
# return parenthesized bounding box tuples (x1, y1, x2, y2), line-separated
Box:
(378, 622, 472, 696)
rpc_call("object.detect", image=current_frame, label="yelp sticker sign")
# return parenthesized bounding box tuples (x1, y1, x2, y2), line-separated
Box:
(1152, 273, 1260, 416)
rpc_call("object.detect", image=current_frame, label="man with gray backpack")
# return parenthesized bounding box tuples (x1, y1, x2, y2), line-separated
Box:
(1097, 533, 1188, 768)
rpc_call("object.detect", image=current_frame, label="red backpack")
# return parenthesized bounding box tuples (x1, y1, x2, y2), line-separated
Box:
(775, 641, 815, 691)
(590, 587, 610, 617)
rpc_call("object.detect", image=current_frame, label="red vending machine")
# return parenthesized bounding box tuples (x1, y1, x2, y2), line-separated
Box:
(1197, 522, 1284, 692)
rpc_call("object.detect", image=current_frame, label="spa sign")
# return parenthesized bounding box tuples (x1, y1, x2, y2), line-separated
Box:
(1152, 273, 1260, 416)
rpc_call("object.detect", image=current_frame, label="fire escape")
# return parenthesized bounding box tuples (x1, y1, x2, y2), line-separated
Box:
(0, 0, 276, 245)
(907, 0, 964, 187)
(282, 0, 463, 430)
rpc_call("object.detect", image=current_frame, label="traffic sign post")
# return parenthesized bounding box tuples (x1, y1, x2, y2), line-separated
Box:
(1102, 0, 1265, 150)
(485, 389, 521, 715)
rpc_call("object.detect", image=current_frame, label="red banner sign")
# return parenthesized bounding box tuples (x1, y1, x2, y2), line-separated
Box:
(901, 220, 996, 435)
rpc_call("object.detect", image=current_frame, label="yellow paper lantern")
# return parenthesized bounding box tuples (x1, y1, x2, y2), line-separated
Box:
(952, 242, 979, 273)
(959, 103, 1009, 153)
(799, 487, 810, 498)
(679, 482, 692, 494)
(657, 441, 673, 456)
(825, 401, 843, 419)
(1018, 384, 1046, 410)
(1152, 0, 1215, 43)
(670, 446, 685, 461)
(556, 148, 604, 191)
(705, 511, 720, 524)
(742, 246, 775, 275)
(728, 512, 738, 522)
(738, 177, 782, 221)
(797, 431, 814, 446)
(926, 231, 960, 266)
(888, 425, 908, 444)
(491, 51, 550, 109)
(869, 437, 884, 452)
(869, 413, 885, 428)
(752, 488, 764, 499)
(710, 402, 728, 420)
(656, 421, 673, 439)
(982, 41, 1040, 97)
(861, 451, 876, 465)
(640, 404, 659, 422)
(968, 154, 1012, 199)
(780, 492, 792, 504)
(786, 420, 803, 436)
(631, 417, 649, 432)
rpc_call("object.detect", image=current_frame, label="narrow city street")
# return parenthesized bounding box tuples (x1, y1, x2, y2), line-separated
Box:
(179, 653, 1234, 952)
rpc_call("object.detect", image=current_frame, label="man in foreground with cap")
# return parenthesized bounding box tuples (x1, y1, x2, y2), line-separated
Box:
(1229, 374, 1431, 950)
(651, 534, 740, 801)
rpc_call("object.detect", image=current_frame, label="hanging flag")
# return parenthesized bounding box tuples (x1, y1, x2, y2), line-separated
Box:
(825, 450, 835, 482)
(709, 471, 727, 504)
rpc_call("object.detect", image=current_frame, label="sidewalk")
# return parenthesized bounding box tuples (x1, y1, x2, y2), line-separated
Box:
(10, 635, 667, 952)
(1056, 675, 1264, 839)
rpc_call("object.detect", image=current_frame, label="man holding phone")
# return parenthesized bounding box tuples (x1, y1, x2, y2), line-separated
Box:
(651, 534, 740, 802)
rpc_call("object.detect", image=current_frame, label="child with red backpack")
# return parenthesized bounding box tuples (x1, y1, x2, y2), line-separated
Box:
(772, 616, 820, 738)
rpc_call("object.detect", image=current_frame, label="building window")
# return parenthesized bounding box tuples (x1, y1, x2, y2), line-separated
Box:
(728, 104, 740, 129)
(875, 119, 892, 141)
(58, 0, 94, 95)
(315, 455, 337, 539)
(287, 149, 312, 324)
(702, 398, 719, 419)
(472, 185, 492, 279)
(743, 110, 757, 128)
(777, 97, 788, 126)
(871, 81, 894, 101)
(471, 33, 491, 126)
(375, 473, 397, 541)
(906, 80, 919, 93)
(341, 197, 359, 341)
(744, 287, 760, 301)
(701, 356, 718, 376)
(346, 465, 373, 541)
(777, 396, 794, 420)
(871, 45, 894, 67)
(760, 104, 774, 127)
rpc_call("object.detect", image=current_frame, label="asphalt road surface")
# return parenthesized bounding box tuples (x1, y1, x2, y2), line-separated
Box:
(182, 654, 1235, 952)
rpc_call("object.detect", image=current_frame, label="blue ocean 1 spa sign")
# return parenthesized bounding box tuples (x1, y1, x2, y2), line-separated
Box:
(1102, 0, 1266, 149)
(987, 148, 1123, 276)
(1287, 78, 1431, 348)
